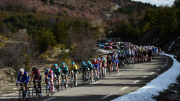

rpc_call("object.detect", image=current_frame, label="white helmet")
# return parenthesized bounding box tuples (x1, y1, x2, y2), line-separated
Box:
(19, 68, 24, 73)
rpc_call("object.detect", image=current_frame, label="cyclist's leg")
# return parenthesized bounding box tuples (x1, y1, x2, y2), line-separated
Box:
(65, 73, 68, 87)
(74, 71, 77, 86)
(38, 76, 42, 93)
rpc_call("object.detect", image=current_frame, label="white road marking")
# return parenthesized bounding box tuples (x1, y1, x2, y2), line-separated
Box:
(134, 67, 138, 69)
(2, 93, 15, 97)
(162, 66, 165, 68)
(151, 72, 155, 74)
(92, 82, 99, 84)
(43, 97, 56, 101)
(143, 76, 147, 78)
(157, 69, 161, 71)
(133, 80, 140, 84)
(13, 88, 17, 90)
(116, 73, 122, 75)
(120, 86, 129, 90)
(101, 94, 113, 99)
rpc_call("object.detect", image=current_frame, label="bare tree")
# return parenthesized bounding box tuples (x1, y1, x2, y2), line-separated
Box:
(0, 36, 37, 82)
(68, 27, 97, 63)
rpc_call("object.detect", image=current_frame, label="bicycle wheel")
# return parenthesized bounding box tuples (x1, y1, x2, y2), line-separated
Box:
(19, 90, 23, 101)
(26, 88, 30, 101)
(101, 68, 104, 79)
(32, 87, 36, 99)
(71, 81, 74, 88)
(64, 83, 66, 89)
(57, 84, 60, 92)
(46, 84, 49, 96)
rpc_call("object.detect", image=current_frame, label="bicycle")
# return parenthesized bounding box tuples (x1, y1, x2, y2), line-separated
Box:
(70, 71, 76, 88)
(93, 68, 99, 82)
(45, 78, 54, 96)
(54, 74, 60, 92)
(81, 70, 91, 85)
(30, 80, 41, 98)
(16, 83, 30, 101)
(61, 73, 67, 90)
(112, 63, 119, 74)
(99, 66, 106, 79)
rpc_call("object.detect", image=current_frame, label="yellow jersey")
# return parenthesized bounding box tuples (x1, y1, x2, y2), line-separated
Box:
(70, 65, 77, 70)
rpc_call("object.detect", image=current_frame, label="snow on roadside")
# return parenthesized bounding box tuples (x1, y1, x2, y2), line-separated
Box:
(112, 53, 180, 101)
(98, 49, 110, 53)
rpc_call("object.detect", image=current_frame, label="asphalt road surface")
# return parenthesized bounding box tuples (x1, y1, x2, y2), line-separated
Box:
(0, 54, 173, 101)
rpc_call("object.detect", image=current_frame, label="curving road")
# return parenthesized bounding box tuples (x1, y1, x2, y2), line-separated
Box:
(0, 54, 173, 101)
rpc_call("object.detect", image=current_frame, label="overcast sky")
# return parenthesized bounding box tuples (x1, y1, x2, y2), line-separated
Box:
(132, 0, 175, 6)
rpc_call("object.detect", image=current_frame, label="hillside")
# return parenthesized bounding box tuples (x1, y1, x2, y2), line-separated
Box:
(0, 0, 114, 20)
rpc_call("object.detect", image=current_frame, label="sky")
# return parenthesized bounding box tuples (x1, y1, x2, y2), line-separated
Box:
(132, 0, 175, 6)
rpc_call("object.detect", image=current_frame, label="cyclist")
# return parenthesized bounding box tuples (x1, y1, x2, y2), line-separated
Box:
(30, 67, 42, 96)
(92, 59, 99, 78)
(52, 64, 61, 88)
(44, 68, 54, 92)
(107, 54, 112, 73)
(112, 57, 119, 73)
(69, 62, 78, 86)
(60, 62, 69, 88)
(87, 60, 93, 82)
(16, 68, 29, 98)
(80, 61, 89, 81)
(101, 57, 107, 74)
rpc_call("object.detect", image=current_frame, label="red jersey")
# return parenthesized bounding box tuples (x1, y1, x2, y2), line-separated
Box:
(92, 60, 98, 65)
(31, 69, 41, 77)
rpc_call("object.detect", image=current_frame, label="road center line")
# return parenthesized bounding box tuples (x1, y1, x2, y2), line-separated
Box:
(116, 73, 122, 75)
(143, 76, 147, 78)
(43, 97, 56, 101)
(101, 94, 113, 99)
(133, 80, 140, 84)
(134, 67, 138, 68)
(120, 86, 129, 90)
(151, 72, 155, 74)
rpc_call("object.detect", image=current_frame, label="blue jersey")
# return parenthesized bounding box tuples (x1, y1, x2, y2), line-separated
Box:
(81, 64, 88, 69)
(87, 63, 93, 69)
(17, 71, 29, 84)
(60, 66, 68, 72)
(44, 70, 54, 78)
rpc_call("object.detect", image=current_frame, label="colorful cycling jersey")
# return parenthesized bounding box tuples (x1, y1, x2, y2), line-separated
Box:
(60, 66, 68, 72)
(92, 60, 98, 65)
(45, 70, 54, 78)
(70, 65, 78, 70)
(102, 59, 106, 64)
(17, 71, 29, 84)
(52, 67, 61, 74)
(87, 63, 93, 69)
(31, 69, 41, 77)
(81, 64, 88, 69)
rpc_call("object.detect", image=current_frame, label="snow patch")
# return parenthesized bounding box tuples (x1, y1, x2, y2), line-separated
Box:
(112, 53, 180, 101)
(98, 49, 109, 53)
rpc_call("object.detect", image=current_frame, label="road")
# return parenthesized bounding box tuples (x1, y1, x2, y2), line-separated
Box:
(0, 53, 173, 101)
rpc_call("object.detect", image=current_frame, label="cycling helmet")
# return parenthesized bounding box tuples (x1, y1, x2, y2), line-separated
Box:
(93, 58, 96, 61)
(62, 62, 65, 66)
(82, 61, 85, 65)
(46, 68, 50, 72)
(87, 61, 91, 64)
(72, 62, 75, 65)
(54, 63, 58, 67)
(19, 68, 24, 73)
(32, 67, 37, 71)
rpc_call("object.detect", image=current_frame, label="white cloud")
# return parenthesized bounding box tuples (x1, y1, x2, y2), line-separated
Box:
(132, 0, 175, 6)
